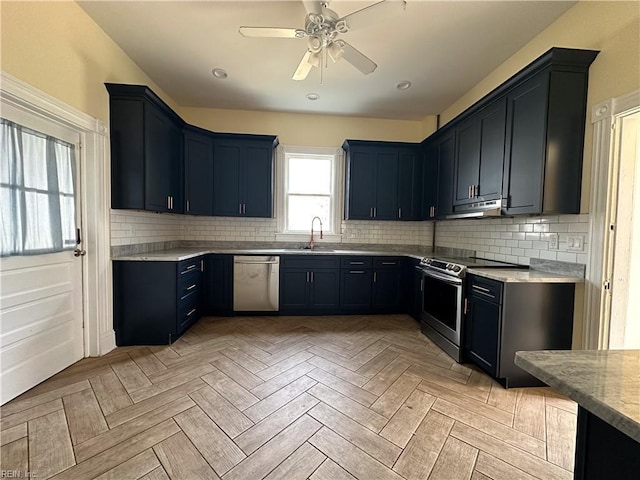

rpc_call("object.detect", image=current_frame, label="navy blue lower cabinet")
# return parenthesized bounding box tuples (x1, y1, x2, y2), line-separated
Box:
(340, 269, 373, 311)
(280, 269, 310, 311)
(113, 258, 203, 345)
(465, 294, 501, 377)
(202, 254, 233, 315)
(372, 269, 403, 312)
(309, 270, 340, 311)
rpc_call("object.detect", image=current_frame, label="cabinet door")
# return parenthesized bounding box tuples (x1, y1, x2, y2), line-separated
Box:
(465, 296, 501, 377)
(422, 142, 438, 219)
(503, 70, 549, 215)
(436, 133, 455, 218)
(477, 98, 507, 201)
(309, 270, 340, 310)
(454, 118, 481, 205)
(202, 255, 233, 315)
(340, 270, 372, 311)
(279, 269, 309, 310)
(242, 143, 273, 218)
(374, 152, 398, 220)
(184, 130, 214, 216)
(346, 150, 376, 219)
(145, 102, 182, 213)
(397, 149, 422, 220)
(372, 270, 402, 311)
(410, 268, 424, 321)
(213, 141, 242, 216)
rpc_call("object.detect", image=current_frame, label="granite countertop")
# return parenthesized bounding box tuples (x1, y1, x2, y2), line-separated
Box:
(468, 268, 584, 283)
(515, 350, 640, 442)
(112, 247, 426, 262)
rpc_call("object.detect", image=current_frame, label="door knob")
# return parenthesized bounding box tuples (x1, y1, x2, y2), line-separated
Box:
(74, 249, 86, 257)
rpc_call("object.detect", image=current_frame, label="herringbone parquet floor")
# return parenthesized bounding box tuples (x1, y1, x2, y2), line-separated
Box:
(0, 315, 578, 480)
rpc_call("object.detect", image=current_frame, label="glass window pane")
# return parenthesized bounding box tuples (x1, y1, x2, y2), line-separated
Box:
(22, 131, 49, 190)
(288, 157, 331, 194)
(24, 191, 53, 251)
(287, 195, 330, 231)
(55, 142, 75, 194)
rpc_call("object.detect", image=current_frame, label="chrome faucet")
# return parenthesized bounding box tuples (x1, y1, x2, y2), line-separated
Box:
(309, 216, 323, 250)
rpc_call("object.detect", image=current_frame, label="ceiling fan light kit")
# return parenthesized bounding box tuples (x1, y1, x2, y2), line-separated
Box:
(238, 0, 407, 81)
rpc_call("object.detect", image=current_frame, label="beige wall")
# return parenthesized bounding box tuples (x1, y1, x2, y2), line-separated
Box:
(0, 1, 178, 123)
(435, 0, 640, 212)
(179, 106, 428, 147)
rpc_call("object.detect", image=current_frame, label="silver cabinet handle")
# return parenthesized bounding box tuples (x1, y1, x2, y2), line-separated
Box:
(374, 207, 377, 218)
(243, 203, 246, 214)
(349, 261, 364, 265)
(200, 259, 204, 271)
(186, 308, 196, 317)
(374, 272, 377, 283)
(468, 185, 472, 198)
(186, 284, 197, 291)
(420, 278, 424, 292)
(239, 203, 242, 214)
(370, 207, 373, 218)
(167, 196, 171, 209)
(311, 271, 314, 282)
(349, 270, 365, 274)
(398, 208, 402, 219)
(474, 185, 479, 197)
(186, 200, 190, 212)
(306, 272, 309, 282)
(382, 262, 397, 265)
(472, 285, 491, 292)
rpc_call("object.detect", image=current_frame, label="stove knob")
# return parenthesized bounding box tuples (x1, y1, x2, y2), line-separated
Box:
(453, 266, 461, 272)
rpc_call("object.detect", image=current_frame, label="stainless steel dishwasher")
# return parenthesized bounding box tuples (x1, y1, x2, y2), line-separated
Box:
(233, 256, 280, 311)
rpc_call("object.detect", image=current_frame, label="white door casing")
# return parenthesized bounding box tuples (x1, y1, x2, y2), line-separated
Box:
(0, 72, 113, 403)
(585, 89, 640, 350)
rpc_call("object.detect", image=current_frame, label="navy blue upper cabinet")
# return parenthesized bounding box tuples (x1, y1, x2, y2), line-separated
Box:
(344, 140, 421, 221)
(107, 83, 184, 213)
(434, 131, 456, 219)
(454, 98, 507, 206)
(213, 134, 277, 218)
(502, 50, 597, 215)
(184, 126, 215, 216)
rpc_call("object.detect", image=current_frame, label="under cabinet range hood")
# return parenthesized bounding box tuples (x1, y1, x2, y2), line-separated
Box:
(445, 198, 506, 220)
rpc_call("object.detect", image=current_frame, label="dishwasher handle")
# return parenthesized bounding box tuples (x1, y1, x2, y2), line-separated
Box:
(234, 259, 280, 264)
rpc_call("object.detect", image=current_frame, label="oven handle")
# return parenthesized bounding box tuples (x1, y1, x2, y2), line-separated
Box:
(421, 269, 463, 286)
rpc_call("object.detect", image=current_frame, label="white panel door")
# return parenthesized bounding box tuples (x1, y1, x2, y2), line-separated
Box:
(0, 106, 84, 404)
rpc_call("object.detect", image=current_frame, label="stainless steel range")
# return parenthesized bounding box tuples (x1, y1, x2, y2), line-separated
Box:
(417, 256, 523, 362)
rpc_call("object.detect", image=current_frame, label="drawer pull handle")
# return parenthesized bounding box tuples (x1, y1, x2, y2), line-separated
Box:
(381, 262, 397, 265)
(186, 284, 197, 291)
(349, 261, 364, 265)
(350, 270, 365, 274)
(185, 264, 197, 270)
(472, 285, 491, 293)
(186, 308, 196, 317)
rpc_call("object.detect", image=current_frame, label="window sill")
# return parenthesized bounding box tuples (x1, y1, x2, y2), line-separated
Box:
(274, 233, 343, 243)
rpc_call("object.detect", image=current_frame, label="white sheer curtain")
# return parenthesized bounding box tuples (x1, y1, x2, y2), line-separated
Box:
(1, 118, 77, 257)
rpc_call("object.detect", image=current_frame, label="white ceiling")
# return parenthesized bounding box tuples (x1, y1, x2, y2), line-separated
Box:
(79, 0, 576, 120)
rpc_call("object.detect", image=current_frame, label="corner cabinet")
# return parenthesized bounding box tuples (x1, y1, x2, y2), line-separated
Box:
(344, 140, 422, 221)
(183, 126, 215, 216)
(106, 83, 183, 213)
(213, 134, 278, 218)
(422, 129, 455, 219)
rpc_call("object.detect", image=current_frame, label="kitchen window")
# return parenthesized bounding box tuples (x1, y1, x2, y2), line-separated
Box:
(276, 145, 343, 240)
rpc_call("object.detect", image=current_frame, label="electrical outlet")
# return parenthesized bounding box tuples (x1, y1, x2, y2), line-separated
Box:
(567, 235, 585, 251)
(549, 233, 559, 250)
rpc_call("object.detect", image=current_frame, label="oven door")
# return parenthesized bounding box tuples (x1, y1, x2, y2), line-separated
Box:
(421, 269, 463, 346)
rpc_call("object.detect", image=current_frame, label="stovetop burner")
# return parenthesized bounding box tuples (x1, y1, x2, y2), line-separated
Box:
(418, 256, 525, 278)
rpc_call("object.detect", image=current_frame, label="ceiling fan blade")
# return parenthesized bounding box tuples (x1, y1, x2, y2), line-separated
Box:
(293, 51, 314, 80)
(239, 26, 304, 38)
(339, 41, 377, 75)
(302, 0, 323, 15)
(339, 0, 407, 32)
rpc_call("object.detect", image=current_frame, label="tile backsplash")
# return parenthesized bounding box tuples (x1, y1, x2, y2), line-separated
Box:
(111, 210, 434, 248)
(111, 210, 589, 266)
(434, 214, 590, 265)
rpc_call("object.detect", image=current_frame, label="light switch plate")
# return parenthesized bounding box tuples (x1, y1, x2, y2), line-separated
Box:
(567, 235, 585, 251)
(549, 233, 559, 250)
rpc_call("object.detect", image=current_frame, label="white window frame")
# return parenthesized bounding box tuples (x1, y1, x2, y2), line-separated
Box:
(275, 145, 344, 242)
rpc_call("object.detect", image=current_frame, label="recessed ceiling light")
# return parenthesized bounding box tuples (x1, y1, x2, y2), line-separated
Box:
(396, 80, 412, 90)
(212, 68, 228, 79)
(306, 93, 320, 101)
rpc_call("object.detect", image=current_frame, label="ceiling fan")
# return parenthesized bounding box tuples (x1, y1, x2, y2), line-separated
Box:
(239, 0, 407, 81)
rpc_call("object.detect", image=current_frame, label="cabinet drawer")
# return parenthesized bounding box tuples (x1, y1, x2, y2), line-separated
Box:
(281, 255, 339, 270)
(178, 275, 200, 301)
(372, 257, 403, 269)
(178, 258, 202, 276)
(468, 274, 503, 304)
(178, 295, 199, 332)
(340, 257, 372, 269)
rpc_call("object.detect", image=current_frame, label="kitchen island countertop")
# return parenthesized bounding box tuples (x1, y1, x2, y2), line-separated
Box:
(515, 349, 640, 442)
